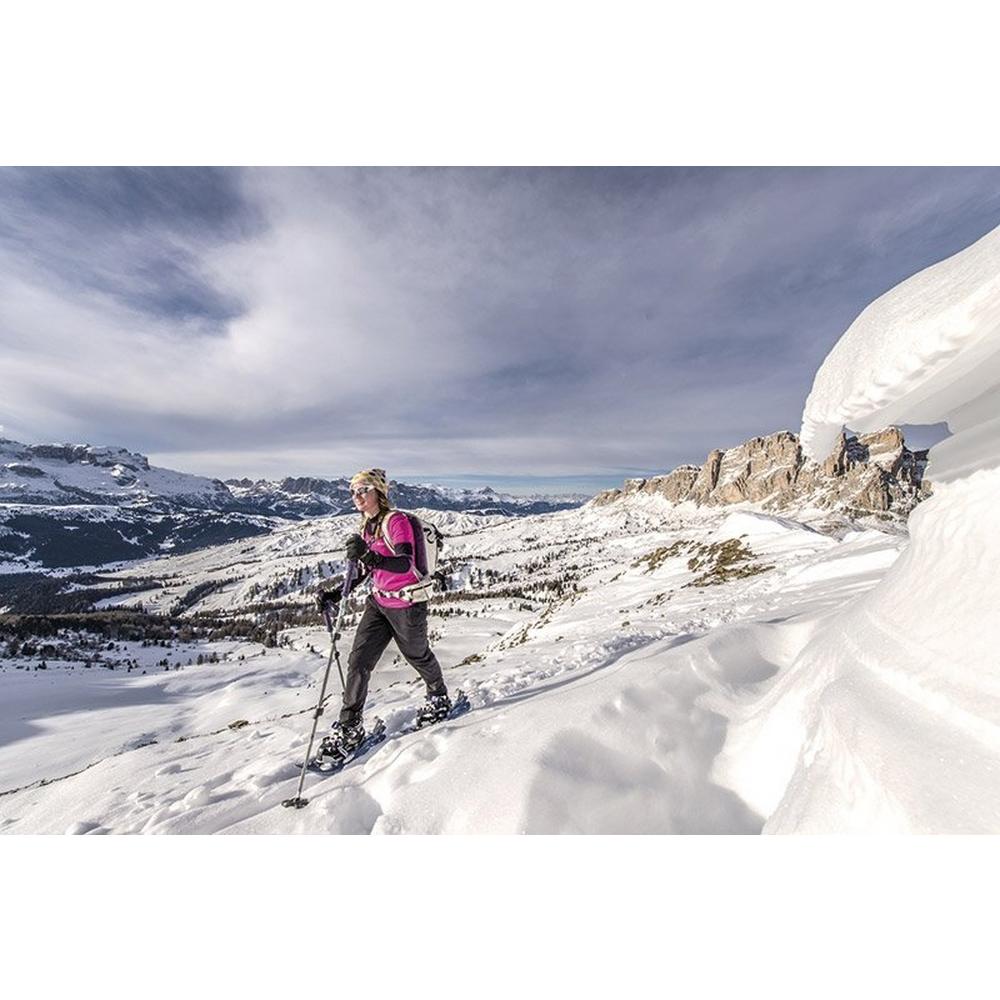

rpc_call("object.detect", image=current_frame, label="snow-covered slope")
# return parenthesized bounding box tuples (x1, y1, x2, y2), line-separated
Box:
(0, 495, 908, 833)
(0, 439, 279, 569)
(715, 223, 1000, 832)
(0, 440, 232, 506)
(0, 429, 988, 832)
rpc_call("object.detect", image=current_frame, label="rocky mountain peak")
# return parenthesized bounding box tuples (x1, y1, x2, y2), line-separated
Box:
(27, 443, 151, 471)
(593, 427, 930, 521)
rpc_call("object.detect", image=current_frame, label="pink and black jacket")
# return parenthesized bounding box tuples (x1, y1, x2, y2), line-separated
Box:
(357, 511, 423, 608)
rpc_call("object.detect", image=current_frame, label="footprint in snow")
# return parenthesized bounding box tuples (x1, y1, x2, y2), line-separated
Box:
(389, 732, 448, 788)
(319, 786, 384, 834)
(65, 821, 109, 835)
(251, 761, 300, 789)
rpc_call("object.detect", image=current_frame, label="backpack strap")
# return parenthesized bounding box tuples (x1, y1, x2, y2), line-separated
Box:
(370, 510, 434, 603)
(378, 510, 407, 556)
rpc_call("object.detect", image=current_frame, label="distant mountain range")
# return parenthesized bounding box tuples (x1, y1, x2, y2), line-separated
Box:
(0, 439, 584, 570)
(224, 476, 587, 519)
(1, 426, 932, 572)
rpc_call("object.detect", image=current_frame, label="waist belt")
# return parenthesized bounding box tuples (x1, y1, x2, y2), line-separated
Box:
(372, 578, 433, 603)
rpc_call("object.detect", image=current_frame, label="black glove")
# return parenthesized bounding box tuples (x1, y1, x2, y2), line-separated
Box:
(359, 548, 384, 569)
(345, 533, 367, 560)
(316, 586, 342, 611)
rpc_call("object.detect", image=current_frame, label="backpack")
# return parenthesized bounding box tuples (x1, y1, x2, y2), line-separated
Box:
(375, 510, 446, 603)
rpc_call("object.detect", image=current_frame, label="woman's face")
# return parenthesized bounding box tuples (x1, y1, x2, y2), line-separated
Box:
(352, 484, 381, 516)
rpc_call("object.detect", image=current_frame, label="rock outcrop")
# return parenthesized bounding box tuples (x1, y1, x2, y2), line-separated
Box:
(25, 443, 151, 471)
(593, 427, 930, 520)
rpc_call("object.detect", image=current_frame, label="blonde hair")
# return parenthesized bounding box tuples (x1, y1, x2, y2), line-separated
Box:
(362, 492, 393, 531)
(351, 468, 392, 533)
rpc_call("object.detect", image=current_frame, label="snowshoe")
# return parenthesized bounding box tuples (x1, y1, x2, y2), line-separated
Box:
(308, 718, 386, 773)
(411, 690, 471, 730)
(415, 692, 452, 726)
(326, 719, 366, 755)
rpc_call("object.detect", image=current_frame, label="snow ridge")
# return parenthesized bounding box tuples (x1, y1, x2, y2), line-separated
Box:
(722, 220, 1000, 831)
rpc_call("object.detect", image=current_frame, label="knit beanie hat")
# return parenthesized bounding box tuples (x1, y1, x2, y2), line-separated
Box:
(350, 468, 389, 497)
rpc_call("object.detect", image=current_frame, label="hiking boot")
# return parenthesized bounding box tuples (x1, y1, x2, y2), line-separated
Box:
(415, 691, 452, 727)
(320, 719, 366, 758)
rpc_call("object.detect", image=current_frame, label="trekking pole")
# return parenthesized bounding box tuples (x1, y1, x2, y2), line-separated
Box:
(282, 560, 358, 810)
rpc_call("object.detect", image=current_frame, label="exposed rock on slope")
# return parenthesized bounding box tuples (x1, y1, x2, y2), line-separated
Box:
(593, 427, 929, 520)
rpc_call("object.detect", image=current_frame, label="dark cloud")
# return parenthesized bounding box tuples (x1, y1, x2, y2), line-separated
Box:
(0, 166, 260, 329)
(0, 166, 256, 237)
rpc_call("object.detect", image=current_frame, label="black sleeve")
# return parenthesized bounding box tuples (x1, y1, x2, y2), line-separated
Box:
(361, 541, 413, 574)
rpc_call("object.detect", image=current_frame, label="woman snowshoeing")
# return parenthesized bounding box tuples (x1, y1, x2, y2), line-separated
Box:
(317, 468, 451, 755)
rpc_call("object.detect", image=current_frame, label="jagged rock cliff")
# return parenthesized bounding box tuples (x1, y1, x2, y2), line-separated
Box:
(593, 427, 930, 520)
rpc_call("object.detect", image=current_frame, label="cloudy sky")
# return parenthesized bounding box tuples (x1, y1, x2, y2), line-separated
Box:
(2, 166, 999, 494)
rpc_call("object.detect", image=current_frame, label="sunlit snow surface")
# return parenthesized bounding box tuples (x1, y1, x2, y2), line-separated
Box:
(767, 222, 1000, 832)
(801, 223, 1000, 483)
(0, 498, 907, 834)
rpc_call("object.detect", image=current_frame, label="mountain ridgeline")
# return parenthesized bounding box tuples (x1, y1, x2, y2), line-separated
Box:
(224, 476, 584, 520)
(0, 438, 583, 569)
(2, 427, 930, 570)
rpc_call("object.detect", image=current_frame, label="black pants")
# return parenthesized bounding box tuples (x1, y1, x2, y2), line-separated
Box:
(339, 597, 447, 725)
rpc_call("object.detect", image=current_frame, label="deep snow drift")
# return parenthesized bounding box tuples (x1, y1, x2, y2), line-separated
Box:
(722, 223, 1000, 832)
